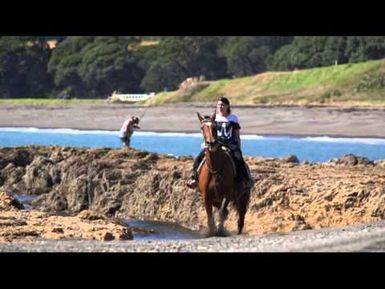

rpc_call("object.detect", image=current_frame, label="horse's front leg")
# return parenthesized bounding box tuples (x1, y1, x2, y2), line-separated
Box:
(217, 197, 230, 236)
(204, 195, 216, 237)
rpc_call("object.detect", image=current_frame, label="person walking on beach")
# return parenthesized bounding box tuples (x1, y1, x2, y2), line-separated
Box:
(186, 96, 253, 189)
(119, 116, 140, 147)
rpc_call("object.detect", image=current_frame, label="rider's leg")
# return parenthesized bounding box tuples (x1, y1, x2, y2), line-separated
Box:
(243, 160, 254, 187)
(233, 149, 253, 188)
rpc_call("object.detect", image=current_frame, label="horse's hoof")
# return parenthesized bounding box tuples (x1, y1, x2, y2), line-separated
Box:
(216, 229, 230, 237)
(204, 230, 217, 238)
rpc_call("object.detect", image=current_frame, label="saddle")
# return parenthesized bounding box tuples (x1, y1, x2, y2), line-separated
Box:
(197, 146, 237, 177)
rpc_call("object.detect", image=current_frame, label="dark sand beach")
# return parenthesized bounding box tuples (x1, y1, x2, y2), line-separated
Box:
(1, 103, 385, 138)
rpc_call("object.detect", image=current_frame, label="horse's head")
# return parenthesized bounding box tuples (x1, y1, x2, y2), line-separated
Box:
(197, 112, 219, 152)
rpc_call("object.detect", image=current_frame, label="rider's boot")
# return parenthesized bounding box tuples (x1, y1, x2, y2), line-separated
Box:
(186, 171, 198, 189)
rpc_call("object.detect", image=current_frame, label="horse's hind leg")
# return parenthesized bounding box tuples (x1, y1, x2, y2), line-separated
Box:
(217, 198, 230, 236)
(236, 192, 250, 235)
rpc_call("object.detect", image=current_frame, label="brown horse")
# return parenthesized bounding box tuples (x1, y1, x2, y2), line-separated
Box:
(196, 112, 250, 236)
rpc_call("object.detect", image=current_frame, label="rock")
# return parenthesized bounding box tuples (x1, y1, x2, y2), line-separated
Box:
(78, 210, 105, 220)
(0, 191, 24, 210)
(0, 189, 133, 242)
(52, 227, 64, 234)
(10, 197, 25, 210)
(32, 190, 68, 212)
(103, 232, 114, 241)
(5, 149, 33, 167)
(23, 156, 56, 194)
(0, 146, 384, 239)
(335, 154, 373, 166)
(282, 155, 299, 163)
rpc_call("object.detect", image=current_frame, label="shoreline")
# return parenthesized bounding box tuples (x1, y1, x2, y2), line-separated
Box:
(2, 125, 385, 139)
(2, 219, 385, 251)
(1, 104, 385, 138)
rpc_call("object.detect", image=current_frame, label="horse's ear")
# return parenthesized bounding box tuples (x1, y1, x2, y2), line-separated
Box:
(197, 112, 204, 122)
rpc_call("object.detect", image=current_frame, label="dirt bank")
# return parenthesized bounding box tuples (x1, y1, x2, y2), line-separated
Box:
(1, 146, 385, 242)
(1, 104, 385, 137)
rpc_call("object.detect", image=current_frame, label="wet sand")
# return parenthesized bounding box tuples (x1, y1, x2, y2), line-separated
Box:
(1, 220, 385, 252)
(1, 104, 385, 138)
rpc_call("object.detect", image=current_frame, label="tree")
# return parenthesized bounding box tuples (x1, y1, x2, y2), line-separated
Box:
(48, 36, 145, 98)
(0, 36, 53, 98)
(346, 36, 385, 63)
(48, 36, 95, 96)
(141, 36, 228, 92)
(269, 36, 385, 71)
(322, 36, 348, 65)
(220, 36, 293, 77)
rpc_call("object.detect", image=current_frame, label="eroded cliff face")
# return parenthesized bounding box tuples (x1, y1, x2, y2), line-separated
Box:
(1, 146, 385, 237)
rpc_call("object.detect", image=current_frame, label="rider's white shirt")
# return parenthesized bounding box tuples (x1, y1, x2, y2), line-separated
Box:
(215, 113, 239, 123)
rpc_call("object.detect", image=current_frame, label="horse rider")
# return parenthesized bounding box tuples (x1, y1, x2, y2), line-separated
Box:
(186, 96, 254, 189)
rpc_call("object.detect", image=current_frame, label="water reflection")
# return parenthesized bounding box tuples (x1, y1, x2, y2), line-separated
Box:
(124, 219, 203, 240)
(13, 194, 37, 210)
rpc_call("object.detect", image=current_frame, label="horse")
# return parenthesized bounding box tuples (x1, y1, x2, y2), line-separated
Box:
(196, 112, 251, 236)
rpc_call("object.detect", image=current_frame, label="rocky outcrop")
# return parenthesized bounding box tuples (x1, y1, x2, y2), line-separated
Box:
(0, 191, 132, 242)
(331, 154, 374, 166)
(1, 146, 385, 236)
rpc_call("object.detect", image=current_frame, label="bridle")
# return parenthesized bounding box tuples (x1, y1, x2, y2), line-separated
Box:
(200, 118, 223, 175)
(200, 118, 220, 152)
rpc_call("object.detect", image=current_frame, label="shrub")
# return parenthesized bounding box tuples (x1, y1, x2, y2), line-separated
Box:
(354, 73, 385, 92)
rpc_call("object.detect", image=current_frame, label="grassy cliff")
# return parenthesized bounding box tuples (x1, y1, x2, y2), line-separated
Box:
(147, 58, 385, 106)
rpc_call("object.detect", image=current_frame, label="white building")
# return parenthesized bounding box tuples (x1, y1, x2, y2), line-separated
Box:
(108, 91, 155, 103)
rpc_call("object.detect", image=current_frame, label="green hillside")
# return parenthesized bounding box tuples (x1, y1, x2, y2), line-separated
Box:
(147, 59, 385, 106)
